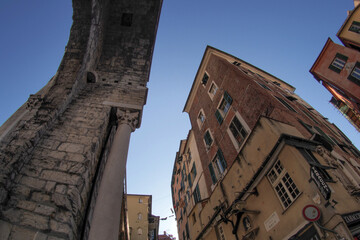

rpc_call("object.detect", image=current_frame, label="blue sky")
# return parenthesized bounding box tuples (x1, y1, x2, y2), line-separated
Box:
(0, 0, 359, 238)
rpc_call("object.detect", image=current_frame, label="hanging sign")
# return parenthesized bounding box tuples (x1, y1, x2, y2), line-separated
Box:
(310, 167, 331, 200)
(302, 204, 321, 222)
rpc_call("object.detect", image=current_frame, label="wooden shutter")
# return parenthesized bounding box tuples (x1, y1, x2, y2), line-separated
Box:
(209, 163, 217, 184)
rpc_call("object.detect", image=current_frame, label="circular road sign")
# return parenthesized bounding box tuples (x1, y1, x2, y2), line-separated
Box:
(302, 204, 321, 222)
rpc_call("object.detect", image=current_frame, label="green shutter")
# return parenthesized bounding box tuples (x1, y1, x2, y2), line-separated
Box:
(209, 163, 217, 184)
(195, 184, 201, 202)
(217, 148, 227, 169)
(192, 163, 197, 177)
(314, 126, 335, 145)
(215, 110, 223, 124)
(188, 173, 192, 188)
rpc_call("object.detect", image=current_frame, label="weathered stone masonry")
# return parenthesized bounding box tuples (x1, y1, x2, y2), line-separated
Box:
(0, 0, 162, 239)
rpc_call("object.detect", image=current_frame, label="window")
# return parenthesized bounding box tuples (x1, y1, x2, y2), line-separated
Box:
(301, 109, 319, 124)
(209, 149, 227, 185)
(215, 91, 233, 124)
(192, 213, 197, 224)
(137, 228, 142, 235)
(349, 20, 360, 33)
(208, 82, 218, 99)
(121, 13, 133, 27)
(229, 115, 248, 146)
(188, 163, 197, 188)
(329, 53, 348, 73)
(202, 72, 209, 86)
(138, 198, 143, 203)
(204, 130, 213, 149)
(267, 160, 300, 209)
(275, 96, 297, 112)
(188, 149, 192, 160)
(138, 213, 142, 220)
(256, 81, 271, 90)
(197, 110, 205, 129)
(348, 62, 360, 86)
(193, 184, 201, 204)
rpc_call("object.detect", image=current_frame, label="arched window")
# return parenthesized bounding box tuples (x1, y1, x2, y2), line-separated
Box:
(137, 228, 142, 235)
(138, 213, 142, 220)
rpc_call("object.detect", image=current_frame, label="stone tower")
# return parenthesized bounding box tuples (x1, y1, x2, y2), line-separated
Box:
(0, 0, 162, 239)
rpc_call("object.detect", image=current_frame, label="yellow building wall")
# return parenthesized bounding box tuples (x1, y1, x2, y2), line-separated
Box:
(338, 6, 360, 46)
(193, 117, 359, 240)
(127, 195, 151, 240)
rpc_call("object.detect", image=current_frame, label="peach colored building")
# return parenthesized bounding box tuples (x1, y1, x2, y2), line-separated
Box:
(310, 3, 360, 131)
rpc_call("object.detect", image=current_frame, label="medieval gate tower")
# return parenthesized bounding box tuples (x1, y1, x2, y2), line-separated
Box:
(0, 0, 162, 239)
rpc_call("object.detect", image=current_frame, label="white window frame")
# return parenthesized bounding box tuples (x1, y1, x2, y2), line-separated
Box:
(197, 109, 206, 129)
(201, 71, 210, 87)
(267, 160, 300, 209)
(208, 81, 219, 100)
(227, 112, 250, 151)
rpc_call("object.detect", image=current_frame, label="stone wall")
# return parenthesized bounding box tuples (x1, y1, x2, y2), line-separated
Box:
(0, 0, 162, 239)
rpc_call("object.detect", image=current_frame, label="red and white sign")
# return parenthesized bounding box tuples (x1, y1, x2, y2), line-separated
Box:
(302, 205, 321, 222)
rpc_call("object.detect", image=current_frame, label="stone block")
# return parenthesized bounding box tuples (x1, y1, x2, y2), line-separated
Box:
(34, 204, 56, 216)
(67, 134, 93, 144)
(64, 153, 85, 163)
(22, 165, 42, 178)
(42, 150, 66, 160)
(41, 170, 81, 185)
(20, 176, 46, 190)
(17, 200, 36, 211)
(9, 226, 36, 240)
(31, 192, 51, 202)
(52, 193, 72, 211)
(58, 143, 84, 154)
(0, 220, 12, 239)
(55, 184, 67, 194)
(2, 208, 22, 223)
(20, 211, 49, 231)
(33, 231, 48, 240)
(12, 185, 31, 198)
(45, 181, 56, 192)
(50, 220, 72, 236)
(40, 139, 61, 150)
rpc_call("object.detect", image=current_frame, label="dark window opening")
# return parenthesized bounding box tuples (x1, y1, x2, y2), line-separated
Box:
(256, 81, 271, 90)
(202, 72, 209, 85)
(329, 53, 348, 73)
(121, 13, 133, 27)
(348, 62, 360, 86)
(275, 96, 297, 112)
(349, 21, 360, 33)
(87, 72, 96, 83)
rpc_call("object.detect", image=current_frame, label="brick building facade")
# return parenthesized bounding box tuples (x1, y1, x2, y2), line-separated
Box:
(172, 46, 360, 240)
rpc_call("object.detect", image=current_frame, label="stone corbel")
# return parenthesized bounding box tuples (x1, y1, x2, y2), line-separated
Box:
(26, 94, 43, 110)
(116, 109, 140, 132)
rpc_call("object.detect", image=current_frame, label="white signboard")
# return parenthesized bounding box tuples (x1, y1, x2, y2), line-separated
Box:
(264, 211, 280, 232)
